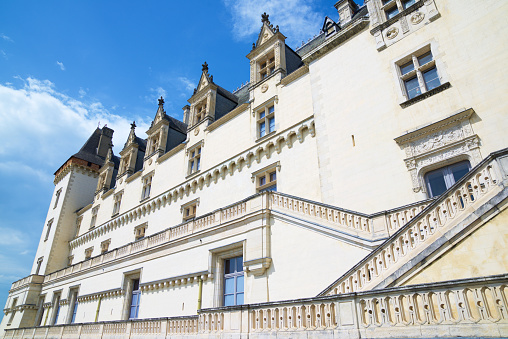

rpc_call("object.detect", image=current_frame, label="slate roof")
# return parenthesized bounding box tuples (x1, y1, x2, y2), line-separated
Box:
(71, 128, 107, 166)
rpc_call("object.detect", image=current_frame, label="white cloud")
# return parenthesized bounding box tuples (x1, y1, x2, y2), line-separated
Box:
(78, 87, 87, 98)
(223, 0, 323, 47)
(56, 61, 66, 71)
(0, 50, 6, 59)
(178, 77, 196, 92)
(0, 33, 13, 42)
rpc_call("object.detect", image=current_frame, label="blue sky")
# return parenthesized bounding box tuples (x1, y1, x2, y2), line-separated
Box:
(0, 0, 362, 310)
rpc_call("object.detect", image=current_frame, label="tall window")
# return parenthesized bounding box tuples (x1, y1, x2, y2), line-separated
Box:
(224, 256, 244, 306)
(259, 52, 275, 80)
(141, 175, 152, 200)
(112, 192, 122, 216)
(129, 279, 140, 319)
(53, 188, 62, 209)
(35, 257, 43, 275)
(425, 161, 471, 197)
(399, 50, 441, 100)
(44, 219, 54, 241)
(51, 293, 61, 325)
(257, 105, 275, 138)
(69, 290, 79, 324)
(195, 101, 207, 124)
(7, 298, 18, 325)
(90, 206, 99, 229)
(188, 146, 201, 175)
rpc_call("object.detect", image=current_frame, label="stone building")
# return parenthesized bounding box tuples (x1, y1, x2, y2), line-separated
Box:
(2, 0, 508, 337)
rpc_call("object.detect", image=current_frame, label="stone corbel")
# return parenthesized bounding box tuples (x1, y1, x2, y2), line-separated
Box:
(244, 257, 272, 276)
(424, 0, 440, 21)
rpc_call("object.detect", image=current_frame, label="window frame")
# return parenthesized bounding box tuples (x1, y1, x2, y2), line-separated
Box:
(252, 162, 280, 193)
(134, 223, 148, 241)
(101, 239, 111, 254)
(53, 188, 62, 209)
(141, 173, 153, 201)
(258, 51, 276, 80)
(90, 206, 99, 229)
(210, 242, 244, 308)
(181, 199, 199, 222)
(187, 142, 203, 176)
(424, 160, 471, 198)
(112, 191, 123, 216)
(194, 100, 207, 124)
(44, 218, 54, 241)
(84, 247, 93, 260)
(223, 256, 244, 307)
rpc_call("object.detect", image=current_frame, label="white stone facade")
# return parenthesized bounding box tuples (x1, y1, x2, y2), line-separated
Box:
(2, 0, 508, 338)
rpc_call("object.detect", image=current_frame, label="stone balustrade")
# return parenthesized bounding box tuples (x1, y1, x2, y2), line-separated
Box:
(9, 275, 44, 292)
(321, 154, 505, 296)
(5, 275, 507, 338)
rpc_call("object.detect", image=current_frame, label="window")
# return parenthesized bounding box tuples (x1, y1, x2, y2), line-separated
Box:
(67, 255, 74, 267)
(67, 289, 79, 324)
(85, 247, 93, 260)
(381, 0, 415, 20)
(90, 206, 99, 229)
(112, 192, 123, 216)
(188, 146, 201, 175)
(224, 256, 244, 306)
(257, 105, 275, 138)
(35, 257, 43, 275)
(101, 239, 111, 253)
(425, 161, 471, 197)
(259, 52, 275, 80)
(134, 224, 147, 241)
(7, 298, 18, 325)
(141, 174, 153, 200)
(53, 188, 62, 209)
(75, 217, 82, 237)
(129, 279, 140, 319)
(398, 50, 441, 100)
(195, 101, 207, 124)
(149, 135, 159, 154)
(257, 170, 277, 192)
(44, 219, 54, 241)
(120, 154, 131, 174)
(70, 292, 79, 323)
(183, 204, 197, 221)
(385, 4, 399, 19)
(51, 293, 61, 325)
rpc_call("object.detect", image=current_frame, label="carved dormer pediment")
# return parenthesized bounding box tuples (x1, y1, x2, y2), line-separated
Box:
(146, 97, 170, 157)
(322, 16, 339, 37)
(255, 13, 280, 49)
(119, 122, 142, 177)
(96, 144, 116, 194)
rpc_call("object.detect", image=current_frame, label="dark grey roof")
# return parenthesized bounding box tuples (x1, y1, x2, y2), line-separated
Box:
(285, 45, 305, 76)
(215, 87, 239, 121)
(234, 84, 250, 105)
(71, 128, 106, 166)
(295, 4, 368, 58)
(163, 115, 188, 134)
(164, 128, 186, 153)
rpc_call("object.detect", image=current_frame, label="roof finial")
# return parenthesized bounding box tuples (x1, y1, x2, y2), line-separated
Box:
(202, 61, 208, 73)
(261, 12, 269, 24)
(158, 96, 164, 107)
(130, 121, 136, 130)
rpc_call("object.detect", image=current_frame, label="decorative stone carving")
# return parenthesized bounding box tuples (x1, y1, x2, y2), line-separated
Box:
(386, 27, 399, 40)
(194, 127, 200, 136)
(261, 83, 269, 93)
(394, 109, 482, 195)
(411, 11, 425, 25)
(400, 16, 409, 33)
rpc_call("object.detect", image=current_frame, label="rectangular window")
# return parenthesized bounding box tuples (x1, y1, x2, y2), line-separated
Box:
(188, 146, 201, 175)
(402, 0, 416, 9)
(259, 52, 275, 80)
(112, 192, 123, 216)
(44, 219, 54, 241)
(101, 239, 111, 253)
(141, 175, 152, 200)
(257, 105, 275, 138)
(398, 49, 441, 100)
(70, 297, 78, 323)
(385, 5, 399, 19)
(35, 257, 43, 275)
(68, 290, 79, 324)
(134, 224, 147, 241)
(257, 170, 277, 192)
(425, 161, 471, 197)
(183, 204, 197, 221)
(53, 188, 62, 209)
(85, 247, 93, 260)
(224, 256, 244, 306)
(195, 101, 207, 124)
(129, 279, 140, 319)
(51, 293, 61, 325)
(67, 255, 74, 266)
(90, 206, 99, 229)
(7, 298, 18, 325)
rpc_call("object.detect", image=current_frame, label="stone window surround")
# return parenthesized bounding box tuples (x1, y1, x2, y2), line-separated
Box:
(53, 188, 62, 209)
(44, 218, 54, 241)
(209, 241, 244, 308)
(181, 198, 200, 222)
(391, 41, 450, 107)
(84, 247, 94, 260)
(112, 190, 124, 216)
(134, 223, 148, 241)
(90, 206, 100, 229)
(394, 108, 481, 196)
(251, 161, 281, 192)
(253, 96, 278, 142)
(140, 171, 154, 202)
(186, 140, 204, 178)
(101, 239, 111, 253)
(121, 269, 142, 321)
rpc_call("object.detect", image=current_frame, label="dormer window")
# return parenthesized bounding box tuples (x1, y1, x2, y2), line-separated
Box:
(259, 52, 275, 80)
(149, 136, 159, 154)
(120, 154, 130, 174)
(195, 101, 207, 124)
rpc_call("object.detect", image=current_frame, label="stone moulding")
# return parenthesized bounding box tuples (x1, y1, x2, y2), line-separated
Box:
(69, 116, 316, 250)
(319, 148, 507, 296)
(400, 82, 451, 108)
(139, 271, 212, 292)
(7, 274, 507, 338)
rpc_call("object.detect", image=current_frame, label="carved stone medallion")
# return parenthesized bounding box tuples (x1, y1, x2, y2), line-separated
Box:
(411, 11, 424, 25)
(148, 159, 152, 165)
(118, 178, 123, 184)
(386, 27, 399, 40)
(194, 127, 200, 136)
(261, 83, 269, 93)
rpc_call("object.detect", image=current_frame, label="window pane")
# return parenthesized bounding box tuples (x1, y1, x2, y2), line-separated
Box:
(236, 293, 244, 305)
(403, 0, 416, 9)
(133, 279, 139, 291)
(236, 275, 244, 293)
(259, 112, 265, 119)
(269, 172, 276, 182)
(236, 256, 243, 272)
(261, 184, 277, 193)
(225, 259, 233, 274)
(385, 6, 399, 19)
(381, 0, 391, 5)
(423, 67, 440, 91)
(404, 77, 421, 99)
(224, 294, 234, 306)
(259, 122, 266, 137)
(400, 61, 414, 75)
(450, 161, 470, 183)
(268, 106, 274, 114)
(197, 157, 200, 171)
(426, 170, 448, 197)
(418, 51, 433, 65)
(224, 277, 234, 294)
(259, 176, 266, 186)
(269, 117, 275, 133)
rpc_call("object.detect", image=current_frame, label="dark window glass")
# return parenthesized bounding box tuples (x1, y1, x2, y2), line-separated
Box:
(403, 0, 416, 9)
(425, 161, 471, 197)
(400, 61, 415, 75)
(385, 6, 399, 19)
(404, 76, 421, 99)
(423, 67, 440, 91)
(269, 117, 275, 133)
(418, 51, 433, 65)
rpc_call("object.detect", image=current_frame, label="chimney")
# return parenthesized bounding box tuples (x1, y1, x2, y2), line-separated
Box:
(334, 0, 358, 25)
(97, 127, 114, 158)
(182, 105, 191, 125)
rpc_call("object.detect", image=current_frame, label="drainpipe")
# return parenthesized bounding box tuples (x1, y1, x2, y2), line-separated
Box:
(197, 277, 203, 312)
(95, 297, 102, 322)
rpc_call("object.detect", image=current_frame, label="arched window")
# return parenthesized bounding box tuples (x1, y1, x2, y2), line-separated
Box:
(424, 160, 471, 197)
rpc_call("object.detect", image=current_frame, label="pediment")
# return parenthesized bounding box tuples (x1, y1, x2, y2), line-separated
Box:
(197, 72, 211, 92)
(256, 23, 276, 47)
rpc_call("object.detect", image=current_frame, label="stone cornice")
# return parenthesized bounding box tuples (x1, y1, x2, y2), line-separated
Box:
(156, 143, 185, 164)
(53, 158, 100, 185)
(206, 103, 249, 132)
(279, 65, 309, 86)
